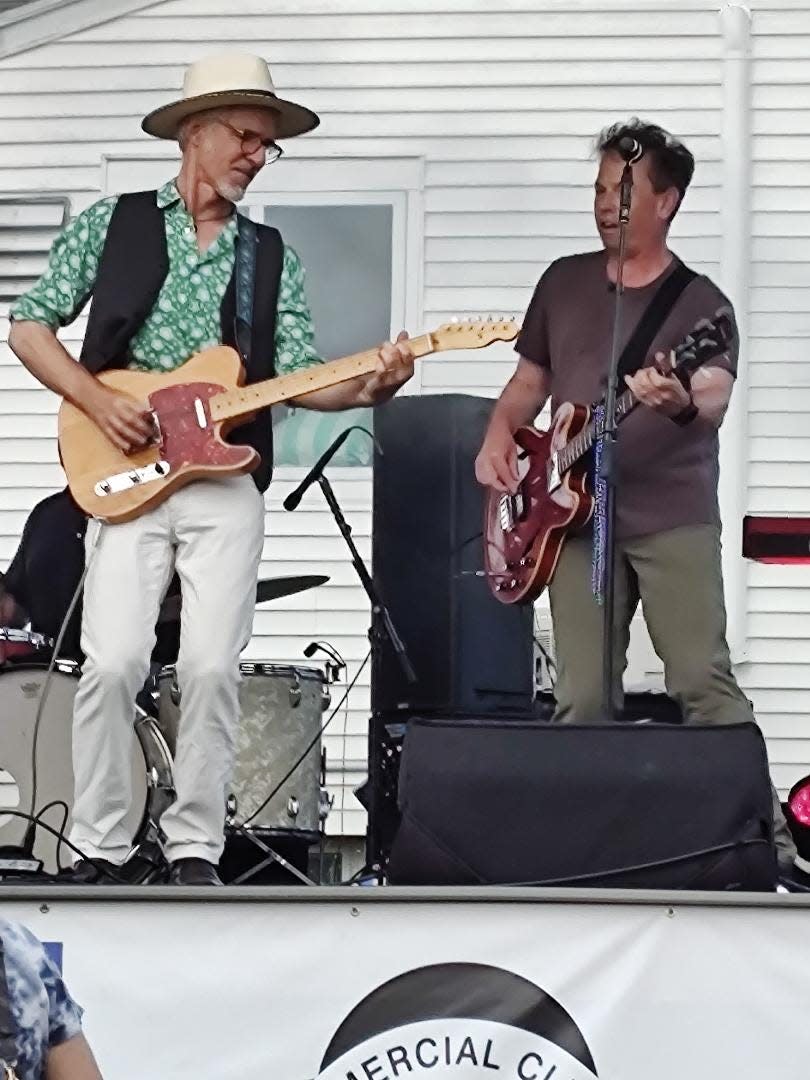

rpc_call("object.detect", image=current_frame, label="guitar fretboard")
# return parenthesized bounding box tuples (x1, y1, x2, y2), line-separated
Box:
(209, 333, 435, 422)
(557, 387, 638, 474)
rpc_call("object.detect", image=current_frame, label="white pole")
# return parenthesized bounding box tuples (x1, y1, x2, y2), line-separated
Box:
(718, 3, 752, 664)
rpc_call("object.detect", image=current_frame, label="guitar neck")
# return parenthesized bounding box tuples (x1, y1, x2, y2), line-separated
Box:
(557, 387, 637, 474)
(209, 333, 435, 422)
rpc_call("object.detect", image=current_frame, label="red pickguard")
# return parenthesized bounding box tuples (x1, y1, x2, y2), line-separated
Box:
(484, 403, 594, 604)
(148, 382, 258, 472)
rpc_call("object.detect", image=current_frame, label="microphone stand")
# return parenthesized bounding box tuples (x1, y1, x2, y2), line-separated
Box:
(316, 473, 416, 686)
(600, 160, 634, 724)
(314, 470, 416, 888)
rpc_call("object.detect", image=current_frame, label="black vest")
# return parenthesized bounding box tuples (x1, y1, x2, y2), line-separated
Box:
(79, 189, 284, 491)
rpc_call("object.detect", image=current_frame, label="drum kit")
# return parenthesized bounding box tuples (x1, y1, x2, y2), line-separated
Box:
(0, 574, 334, 884)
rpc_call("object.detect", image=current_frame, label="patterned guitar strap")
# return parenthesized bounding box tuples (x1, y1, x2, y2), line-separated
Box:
(234, 214, 258, 370)
(0, 940, 19, 1079)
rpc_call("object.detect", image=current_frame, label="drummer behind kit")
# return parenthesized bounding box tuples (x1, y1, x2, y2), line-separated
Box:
(0, 576, 334, 884)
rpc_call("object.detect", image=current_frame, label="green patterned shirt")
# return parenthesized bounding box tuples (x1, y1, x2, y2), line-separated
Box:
(11, 179, 322, 375)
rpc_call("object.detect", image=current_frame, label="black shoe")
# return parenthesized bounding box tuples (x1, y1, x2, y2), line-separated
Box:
(168, 858, 223, 886)
(779, 858, 810, 893)
(69, 859, 122, 885)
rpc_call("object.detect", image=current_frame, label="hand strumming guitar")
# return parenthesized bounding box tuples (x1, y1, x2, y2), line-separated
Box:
(84, 383, 154, 454)
(475, 422, 521, 493)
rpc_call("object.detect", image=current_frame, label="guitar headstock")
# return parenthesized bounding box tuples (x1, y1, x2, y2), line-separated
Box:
(431, 316, 520, 352)
(668, 308, 735, 377)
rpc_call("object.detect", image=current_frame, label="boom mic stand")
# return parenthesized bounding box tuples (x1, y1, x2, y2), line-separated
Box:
(316, 471, 416, 688)
(599, 149, 637, 724)
(316, 469, 417, 886)
(284, 437, 416, 885)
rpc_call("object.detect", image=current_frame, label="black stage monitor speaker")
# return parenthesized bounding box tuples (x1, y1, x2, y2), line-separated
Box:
(371, 394, 534, 716)
(388, 717, 778, 891)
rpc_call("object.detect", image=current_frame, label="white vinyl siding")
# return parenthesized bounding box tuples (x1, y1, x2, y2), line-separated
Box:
(0, 1, 808, 833)
(743, 4, 810, 796)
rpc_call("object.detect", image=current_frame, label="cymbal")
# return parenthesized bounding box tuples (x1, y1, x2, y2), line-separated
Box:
(256, 575, 329, 604)
(157, 575, 330, 624)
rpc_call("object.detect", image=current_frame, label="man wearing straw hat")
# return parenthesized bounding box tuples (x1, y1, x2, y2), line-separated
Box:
(9, 53, 414, 886)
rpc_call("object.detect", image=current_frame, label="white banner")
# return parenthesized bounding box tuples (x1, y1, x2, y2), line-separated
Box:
(1, 892, 808, 1079)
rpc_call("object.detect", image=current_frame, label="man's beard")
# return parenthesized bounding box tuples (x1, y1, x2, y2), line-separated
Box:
(216, 179, 247, 203)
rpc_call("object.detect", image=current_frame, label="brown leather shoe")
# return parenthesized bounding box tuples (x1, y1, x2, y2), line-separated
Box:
(168, 858, 223, 886)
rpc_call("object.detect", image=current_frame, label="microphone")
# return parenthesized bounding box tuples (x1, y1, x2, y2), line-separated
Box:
(304, 640, 346, 682)
(617, 136, 644, 165)
(304, 640, 345, 668)
(283, 428, 352, 511)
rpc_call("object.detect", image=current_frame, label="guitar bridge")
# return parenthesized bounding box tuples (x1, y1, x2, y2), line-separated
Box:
(94, 460, 171, 497)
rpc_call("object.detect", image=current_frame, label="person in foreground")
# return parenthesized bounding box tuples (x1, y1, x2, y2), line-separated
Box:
(8, 52, 414, 886)
(475, 117, 798, 877)
(0, 918, 103, 1079)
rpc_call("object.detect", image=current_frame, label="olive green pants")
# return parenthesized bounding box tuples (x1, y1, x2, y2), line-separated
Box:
(548, 524, 796, 870)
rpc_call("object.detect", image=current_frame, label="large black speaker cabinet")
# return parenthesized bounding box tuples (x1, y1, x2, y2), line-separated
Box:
(388, 717, 778, 891)
(371, 394, 534, 716)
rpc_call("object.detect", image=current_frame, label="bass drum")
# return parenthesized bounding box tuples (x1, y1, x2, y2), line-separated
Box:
(159, 661, 330, 837)
(0, 660, 174, 874)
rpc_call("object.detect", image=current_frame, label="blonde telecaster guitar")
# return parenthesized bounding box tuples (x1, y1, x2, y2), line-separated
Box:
(59, 319, 518, 523)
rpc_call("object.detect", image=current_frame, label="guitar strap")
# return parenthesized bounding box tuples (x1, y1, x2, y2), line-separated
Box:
(591, 260, 697, 604)
(234, 214, 258, 371)
(0, 940, 19, 1078)
(615, 259, 697, 384)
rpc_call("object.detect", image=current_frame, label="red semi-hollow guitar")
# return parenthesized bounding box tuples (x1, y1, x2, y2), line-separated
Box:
(483, 311, 734, 605)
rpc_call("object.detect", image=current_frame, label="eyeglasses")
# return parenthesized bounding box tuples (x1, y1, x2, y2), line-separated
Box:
(216, 119, 283, 164)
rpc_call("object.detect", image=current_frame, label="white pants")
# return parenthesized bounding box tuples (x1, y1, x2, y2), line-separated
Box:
(69, 476, 265, 865)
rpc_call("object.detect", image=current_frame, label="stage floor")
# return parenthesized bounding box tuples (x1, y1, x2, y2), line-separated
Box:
(1, 886, 808, 1079)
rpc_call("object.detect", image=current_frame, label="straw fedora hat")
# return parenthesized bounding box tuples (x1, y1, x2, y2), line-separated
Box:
(142, 52, 320, 141)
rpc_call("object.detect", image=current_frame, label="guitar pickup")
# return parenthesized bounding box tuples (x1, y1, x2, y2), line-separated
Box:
(149, 410, 163, 446)
(94, 460, 171, 497)
(499, 491, 525, 532)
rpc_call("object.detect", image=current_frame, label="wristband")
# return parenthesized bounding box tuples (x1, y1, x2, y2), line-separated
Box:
(670, 399, 699, 426)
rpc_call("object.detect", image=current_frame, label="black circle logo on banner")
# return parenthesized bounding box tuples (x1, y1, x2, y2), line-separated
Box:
(318, 962, 597, 1080)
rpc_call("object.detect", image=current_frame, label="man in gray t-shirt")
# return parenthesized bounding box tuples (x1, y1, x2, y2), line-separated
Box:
(475, 118, 797, 873)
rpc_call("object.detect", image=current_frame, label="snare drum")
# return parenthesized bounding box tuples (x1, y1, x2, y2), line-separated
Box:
(0, 628, 53, 665)
(158, 662, 330, 836)
(0, 660, 174, 874)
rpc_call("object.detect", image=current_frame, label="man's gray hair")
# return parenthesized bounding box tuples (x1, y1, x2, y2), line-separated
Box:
(177, 106, 232, 149)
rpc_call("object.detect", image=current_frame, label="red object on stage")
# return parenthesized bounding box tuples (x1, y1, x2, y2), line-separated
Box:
(742, 516, 810, 564)
(789, 782, 810, 828)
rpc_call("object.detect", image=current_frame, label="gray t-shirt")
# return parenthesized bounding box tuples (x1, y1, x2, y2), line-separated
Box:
(515, 250, 738, 540)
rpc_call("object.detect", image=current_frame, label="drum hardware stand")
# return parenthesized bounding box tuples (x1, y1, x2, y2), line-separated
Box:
(224, 820, 316, 887)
